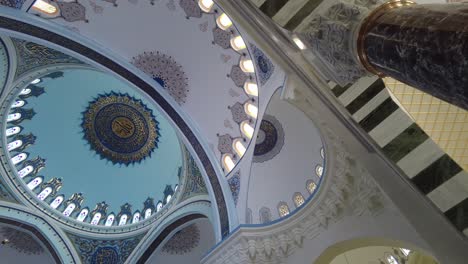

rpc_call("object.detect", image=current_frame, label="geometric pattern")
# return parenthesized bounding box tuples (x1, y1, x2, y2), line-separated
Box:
(162, 224, 200, 255)
(253, 114, 285, 163)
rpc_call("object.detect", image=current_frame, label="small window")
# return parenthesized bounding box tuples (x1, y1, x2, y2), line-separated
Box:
(240, 59, 255, 73)
(20, 88, 31, 95)
(6, 127, 21, 137)
(216, 13, 232, 31)
(386, 255, 399, 264)
(166, 195, 172, 204)
(230, 36, 246, 51)
(133, 212, 141, 224)
(244, 82, 258, 97)
(198, 0, 214, 13)
(174, 184, 179, 192)
(7, 113, 21, 122)
(400, 248, 410, 257)
(232, 138, 246, 157)
(91, 213, 102, 225)
(259, 207, 271, 224)
(307, 180, 317, 194)
(244, 102, 258, 118)
(240, 121, 254, 139)
(119, 215, 128, 226)
(27, 177, 42, 190)
(7, 140, 23, 152)
(11, 100, 25, 108)
(156, 202, 163, 212)
(222, 154, 235, 172)
(11, 153, 27, 165)
(32, 0, 58, 14)
(50, 196, 64, 209)
(37, 187, 52, 201)
(63, 203, 76, 217)
(144, 208, 152, 219)
(315, 165, 323, 178)
(320, 147, 324, 159)
(277, 202, 290, 217)
(293, 192, 305, 208)
(105, 214, 114, 227)
(76, 209, 89, 222)
(31, 78, 41, 85)
(18, 165, 33, 178)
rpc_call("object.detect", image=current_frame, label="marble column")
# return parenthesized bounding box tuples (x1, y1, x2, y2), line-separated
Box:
(358, 2, 468, 110)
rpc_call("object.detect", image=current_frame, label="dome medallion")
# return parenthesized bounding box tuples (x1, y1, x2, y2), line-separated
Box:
(81, 93, 160, 166)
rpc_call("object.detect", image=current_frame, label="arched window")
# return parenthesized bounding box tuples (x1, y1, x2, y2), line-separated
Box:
(245, 208, 253, 224)
(240, 121, 254, 139)
(144, 208, 152, 219)
(277, 202, 290, 217)
(105, 214, 115, 227)
(6, 126, 21, 137)
(11, 100, 25, 108)
(20, 88, 31, 95)
(63, 203, 76, 217)
(293, 192, 305, 208)
(232, 138, 246, 157)
(31, 78, 41, 85)
(7, 140, 23, 152)
(259, 207, 271, 224)
(37, 187, 52, 201)
(7, 113, 21, 122)
(166, 195, 172, 204)
(230, 35, 246, 51)
(198, 0, 214, 13)
(91, 213, 102, 225)
(11, 153, 27, 165)
(400, 248, 411, 257)
(320, 147, 325, 159)
(119, 215, 128, 226)
(50, 195, 64, 209)
(244, 102, 258, 118)
(243, 82, 258, 97)
(240, 59, 255, 73)
(222, 154, 235, 172)
(306, 180, 317, 194)
(132, 212, 141, 224)
(27, 177, 42, 190)
(315, 165, 323, 178)
(18, 165, 33, 178)
(156, 202, 163, 212)
(174, 184, 179, 192)
(386, 255, 399, 264)
(216, 13, 232, 31)
(76, 209, 89, 222)
(32, 0, 58, 14)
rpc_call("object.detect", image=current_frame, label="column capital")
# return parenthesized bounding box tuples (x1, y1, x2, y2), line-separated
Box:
(298, 0, 385, 86)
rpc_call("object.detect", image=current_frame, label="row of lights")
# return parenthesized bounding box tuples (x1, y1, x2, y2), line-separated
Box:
(198, 0, 260, 173)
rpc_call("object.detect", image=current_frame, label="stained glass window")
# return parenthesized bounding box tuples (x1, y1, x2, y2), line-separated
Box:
(63, 203, 76, 217)
(37, 187, 52, 200)
(6, 127, 21, 137)
(156, 202, 163, 212)
(307, 180, 317, 194)
(278, 202, 290, 217)
(293, 193, 305, 208)
(76, 209, 89, 222)
(11, 153, 27, 165)
(91, 213, 102, 225)
(105, 214, 114, 227)
(119, 215, 128, 226)
(7, 140, 23, 151)
(18, 165, 33, 178)
(27, 177, 42, 190)
(133, 212, 141, 224)
(7, 113, 21, 122)
(11, 100, 25, 108)
(144, 208, 152, 219)
(50, 195, 64, 209)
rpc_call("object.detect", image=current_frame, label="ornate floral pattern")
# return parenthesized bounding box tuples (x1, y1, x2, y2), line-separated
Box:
(162, 224, 200, 254)
(180, 155, 208, 201)
(0, 0, 25, 9)
(228, 171, 240, 205)
(0, 227, 44, 255)
(249, 44, 274, 85)
(253, 115, 284, 163)
(229, 102, 249, 124)
(57, 1, 88, 23)
(217, 134, 233, 154)
(132, 51, 189, 105)
(81, 93, 160, 166)
(229, 65, 248, 87)
(213, 28, 231, 49)
(179, 0, 202, 18)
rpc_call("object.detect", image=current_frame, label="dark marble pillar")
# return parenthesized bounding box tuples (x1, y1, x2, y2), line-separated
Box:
(359, 3, 468, 110)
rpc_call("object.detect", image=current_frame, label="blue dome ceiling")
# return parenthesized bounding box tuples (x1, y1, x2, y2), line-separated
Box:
(8, 68, 183, 220)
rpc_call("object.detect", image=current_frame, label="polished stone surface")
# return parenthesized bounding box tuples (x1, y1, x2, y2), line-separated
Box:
(363, 4, 468, 110)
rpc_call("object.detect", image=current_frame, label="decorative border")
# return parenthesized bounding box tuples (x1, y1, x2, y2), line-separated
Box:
(0, 15, 229, 238)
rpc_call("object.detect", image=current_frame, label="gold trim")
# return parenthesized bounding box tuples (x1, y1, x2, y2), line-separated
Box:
(357, 0, 417, 77)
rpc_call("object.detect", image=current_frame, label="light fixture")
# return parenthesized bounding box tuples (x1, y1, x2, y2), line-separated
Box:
(240, 121, 254, 139)
(230, 36, 246, 51)
(240, 59, 255, 73)
(222, 154, 235, 172)
(198, 0, 214, 12)
(292, 36, 306, 50)
(232, 139, 246, 157)
(31, 78, 41, 84)
(244, 102, 258, 118)
(216, 13, 232, 30)
(32, 0, 58, 15)
(244, 82, 258, 96)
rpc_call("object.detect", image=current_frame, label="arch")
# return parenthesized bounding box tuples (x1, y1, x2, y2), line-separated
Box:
(293, 192, 305, 208)
(0, 13, 231, 238)
(277, 202, 290, 218)
(313, 237, 437, 264)
(259, 207, 272, 224)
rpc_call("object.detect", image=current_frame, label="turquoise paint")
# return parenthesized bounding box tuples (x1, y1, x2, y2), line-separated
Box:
(18, 69, 182, 213)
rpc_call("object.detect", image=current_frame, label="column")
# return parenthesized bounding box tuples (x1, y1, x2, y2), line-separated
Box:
(358, 1, 468, 110)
